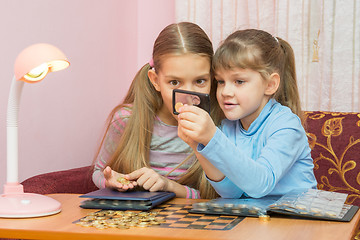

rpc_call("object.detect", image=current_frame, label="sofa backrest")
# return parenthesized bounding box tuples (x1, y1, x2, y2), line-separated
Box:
(22, 166, 98, 195)
(305, 111, 360, 206)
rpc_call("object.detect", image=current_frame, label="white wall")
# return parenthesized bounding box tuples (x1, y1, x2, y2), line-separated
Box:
(0, 0, 174, 193)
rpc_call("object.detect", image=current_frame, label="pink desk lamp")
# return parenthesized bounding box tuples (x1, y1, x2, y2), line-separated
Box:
(0, 43, 70, 218)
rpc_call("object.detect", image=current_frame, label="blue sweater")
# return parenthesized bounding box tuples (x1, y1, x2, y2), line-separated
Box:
(198, 99, 317, 198)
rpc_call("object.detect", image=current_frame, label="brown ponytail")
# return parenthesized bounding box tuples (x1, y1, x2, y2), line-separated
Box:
(275, 38, 304, 124)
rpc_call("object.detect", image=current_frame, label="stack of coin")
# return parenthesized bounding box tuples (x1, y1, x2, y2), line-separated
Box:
(76, 210, 165, 229)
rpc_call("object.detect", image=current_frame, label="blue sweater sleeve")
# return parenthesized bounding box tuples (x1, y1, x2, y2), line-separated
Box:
(198, 121, 308, 198)
(205, 175, 244, 198)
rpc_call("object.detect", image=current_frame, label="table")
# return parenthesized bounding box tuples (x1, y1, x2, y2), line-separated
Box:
(0, 194, 359, 240)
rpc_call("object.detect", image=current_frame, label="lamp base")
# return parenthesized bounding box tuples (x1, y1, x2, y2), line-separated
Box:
(0, 192, 61, 218)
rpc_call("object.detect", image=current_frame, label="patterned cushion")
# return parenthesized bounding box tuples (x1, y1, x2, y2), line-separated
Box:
(305, 111, 360, 206)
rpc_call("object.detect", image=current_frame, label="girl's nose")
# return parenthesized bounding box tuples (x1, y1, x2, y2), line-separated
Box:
(220, 84, 234, 97)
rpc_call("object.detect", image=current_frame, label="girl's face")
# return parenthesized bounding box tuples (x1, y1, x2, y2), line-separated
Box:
(148, 53, 211, 126)
(215, 67, 271, 130)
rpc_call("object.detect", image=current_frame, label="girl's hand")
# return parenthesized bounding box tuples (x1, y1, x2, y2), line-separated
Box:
(103, 166, 137, 191)
(125, 167, 169, 192)
(178, 105, 217, 146)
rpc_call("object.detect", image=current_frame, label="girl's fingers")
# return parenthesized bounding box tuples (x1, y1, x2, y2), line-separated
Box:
(136, 171, 152, 187)
(103, 166, 112, 180)
(108, 167, 163, 192)
(149, 178, 167, 192)
(178, 112, 198, 124)
(103, 166, 136, 190)
(141, 176, 158, 190)
(125, 168, 146, 181)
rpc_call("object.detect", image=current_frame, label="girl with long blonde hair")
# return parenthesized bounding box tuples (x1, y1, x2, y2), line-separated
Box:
(92, 22, 221, 199)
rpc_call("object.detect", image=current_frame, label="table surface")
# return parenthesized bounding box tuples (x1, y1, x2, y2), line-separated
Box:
(0, 194, 359, 240)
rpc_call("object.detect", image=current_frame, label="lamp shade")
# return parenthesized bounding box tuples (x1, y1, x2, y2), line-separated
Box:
(14, 43, 70, 83)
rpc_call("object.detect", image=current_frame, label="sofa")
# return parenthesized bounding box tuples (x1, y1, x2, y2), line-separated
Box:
(21, 111, 360, 206)
(305, 111, 360, 206)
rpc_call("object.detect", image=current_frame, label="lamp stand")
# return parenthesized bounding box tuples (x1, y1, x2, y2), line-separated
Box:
(0, 77, 61, 218)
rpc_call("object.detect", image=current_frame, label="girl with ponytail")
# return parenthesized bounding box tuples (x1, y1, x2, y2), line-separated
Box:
(92, 22, 221, 199)
(178, 29, 317, 198)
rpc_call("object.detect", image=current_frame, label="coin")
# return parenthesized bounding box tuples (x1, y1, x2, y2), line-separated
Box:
(192, 202, 207, 212)
(175, 102, 184, 112)
(138, 222, 149, 227)
(117, 225, 130, 229)
(117, 177, 131, 185)
(258, 214, 270, 222)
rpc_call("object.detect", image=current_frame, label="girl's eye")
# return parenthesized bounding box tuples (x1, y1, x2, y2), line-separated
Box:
(169, 80, 180, 86)
(195, 79, 206, 85)
(236, 80, 245, 85)
(216, 80, 225, 85)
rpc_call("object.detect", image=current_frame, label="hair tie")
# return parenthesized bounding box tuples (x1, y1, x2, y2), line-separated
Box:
(274, 36, 279, 44)
(149, 58, 154, 68)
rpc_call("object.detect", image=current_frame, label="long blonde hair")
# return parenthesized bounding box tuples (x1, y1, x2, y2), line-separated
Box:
(213, 29, 303, 124)
(95, 22, 221, 199)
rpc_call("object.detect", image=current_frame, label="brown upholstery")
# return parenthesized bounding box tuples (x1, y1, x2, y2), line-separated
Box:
(305, 111, 360, 206)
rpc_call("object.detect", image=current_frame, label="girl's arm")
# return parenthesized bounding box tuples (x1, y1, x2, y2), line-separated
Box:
(177, 105, 225, 182)
(199, 117, 312, 198)
(168, 180, 201, 199)
(192, 139, 244, 198)
(193, 150, 225, 182)
(92, 108, 131, 189)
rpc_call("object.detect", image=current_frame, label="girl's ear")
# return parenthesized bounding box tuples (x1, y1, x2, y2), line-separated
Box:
(265, 73, 280, 96)
(148, 69, 161, 91)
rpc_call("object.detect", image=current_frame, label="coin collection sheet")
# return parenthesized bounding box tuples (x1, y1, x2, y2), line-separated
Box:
(190, 189, 358, 222)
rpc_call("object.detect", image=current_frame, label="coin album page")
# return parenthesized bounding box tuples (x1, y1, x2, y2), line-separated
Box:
(190, 189, 358, 222)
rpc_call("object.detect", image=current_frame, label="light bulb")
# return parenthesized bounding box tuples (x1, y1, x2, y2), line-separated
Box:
(23, 63, 49, 82)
